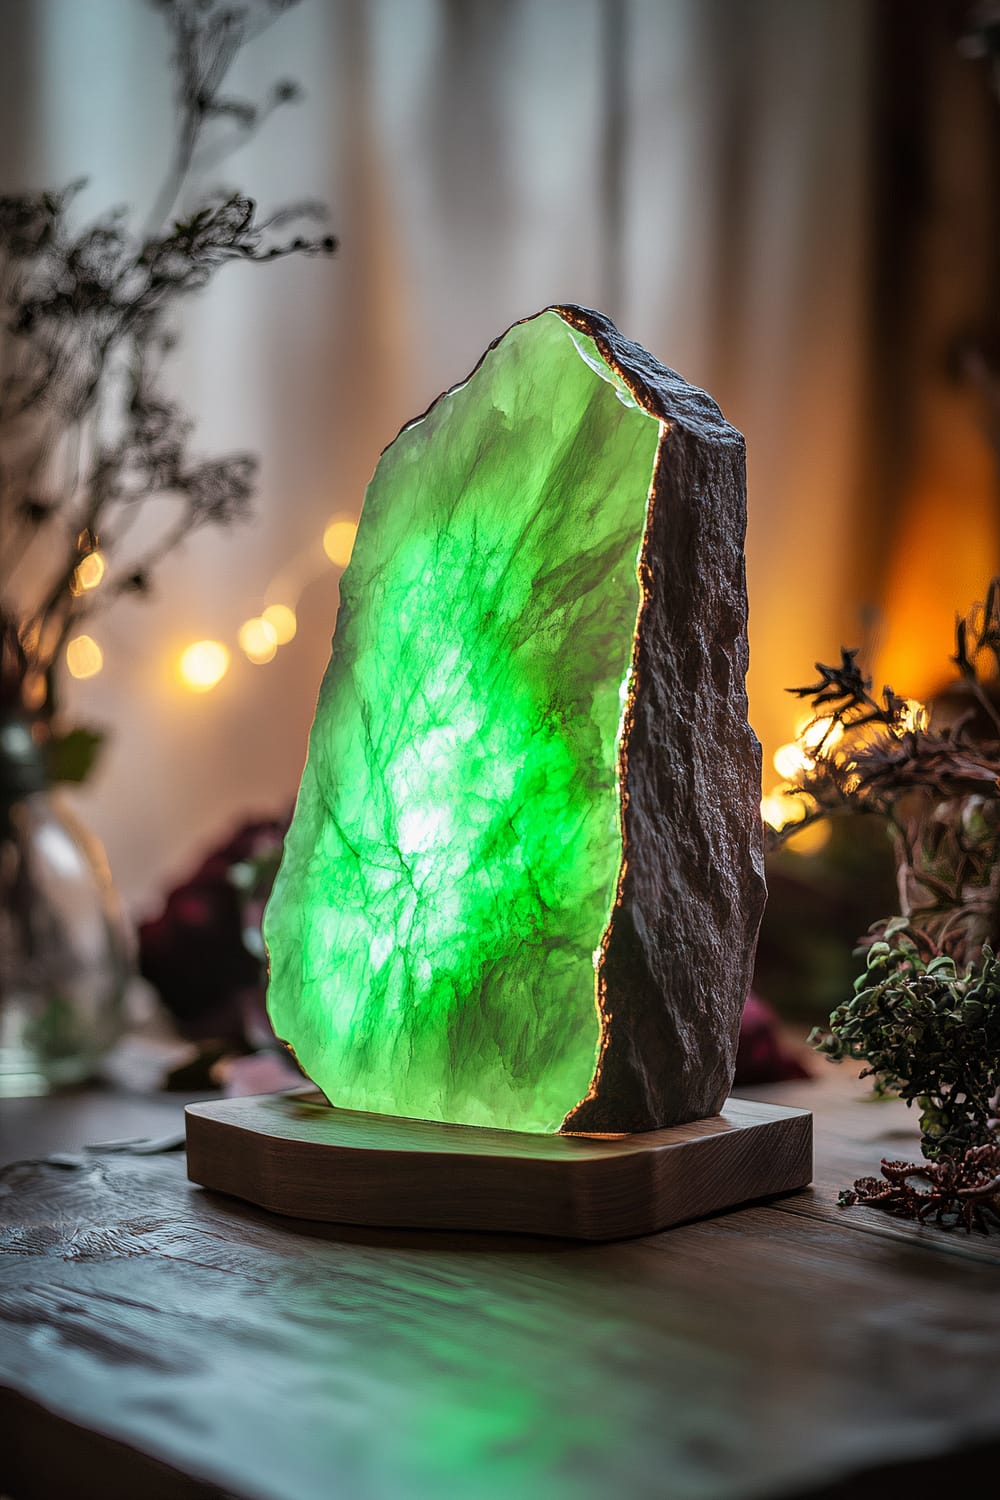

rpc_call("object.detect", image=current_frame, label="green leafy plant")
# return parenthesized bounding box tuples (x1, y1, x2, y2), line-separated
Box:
(810, 919, 1000, 1159)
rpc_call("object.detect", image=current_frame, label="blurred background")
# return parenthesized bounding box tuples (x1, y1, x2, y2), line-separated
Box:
(0, 0, 997, 1005)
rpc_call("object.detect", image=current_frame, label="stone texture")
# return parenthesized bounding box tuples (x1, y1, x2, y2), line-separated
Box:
(264, 306, 765, 1134)
(557, 307, 766, 1132)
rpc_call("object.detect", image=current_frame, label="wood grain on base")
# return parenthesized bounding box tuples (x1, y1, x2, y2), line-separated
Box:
(185, 1090, 812, 1240)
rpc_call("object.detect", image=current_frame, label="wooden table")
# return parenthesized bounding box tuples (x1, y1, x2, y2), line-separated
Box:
(1, 1069, 998, 1500)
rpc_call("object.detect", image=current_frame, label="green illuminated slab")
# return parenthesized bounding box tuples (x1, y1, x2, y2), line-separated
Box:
(265, 306, 764, 1134)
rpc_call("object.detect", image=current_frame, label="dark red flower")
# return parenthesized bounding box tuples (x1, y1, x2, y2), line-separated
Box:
(139, 813, 289, 1042)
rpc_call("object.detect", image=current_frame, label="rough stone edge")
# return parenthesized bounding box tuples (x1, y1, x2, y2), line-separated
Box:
(553, 306, 766, 1133)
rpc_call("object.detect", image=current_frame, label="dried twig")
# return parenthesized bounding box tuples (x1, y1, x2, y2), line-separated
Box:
(841, 1144, 1000, 1234)
(0, 0, 336, 738)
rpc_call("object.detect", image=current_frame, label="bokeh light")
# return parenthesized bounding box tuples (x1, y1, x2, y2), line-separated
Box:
(323, 516, 358, 567)
(179, 640, 230, 692)
(897, 698, 928, 734)
(760, 786, 814, 832)
(261, 603, 297, 644)
(70, 550, 106, 594)
(238, 616, 279, 665)
(66, 634, 104, 679)
(783, 819, 832, 856)
(760, 789, 791, 831)
(797, 715, 845, 753)
(772, 741, 812, 780)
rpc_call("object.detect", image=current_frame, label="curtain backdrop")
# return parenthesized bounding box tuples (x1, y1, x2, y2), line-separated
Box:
(0, 0, 994, 910)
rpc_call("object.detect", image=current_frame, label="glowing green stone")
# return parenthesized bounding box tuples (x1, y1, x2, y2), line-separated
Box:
(266, 305, 765, 1135)
(265, 310, 662, 1131)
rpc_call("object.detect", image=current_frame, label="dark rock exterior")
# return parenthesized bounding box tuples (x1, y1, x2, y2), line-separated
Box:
(556, 305, 766, 1133)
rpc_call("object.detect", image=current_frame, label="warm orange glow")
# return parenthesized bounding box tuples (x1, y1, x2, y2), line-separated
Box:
(23, 672, 46, 710)
(238, 617, 278, 665)
(70, 550, 106, 595)
(179, 640, 230, 692)
(261, 603, 297, 644)
(784, 819, 832, 856)
(323, 516, 358, 567)
(876, 426, 998, 706)
(18, 621, 40, 654)
(66, 634, 103, 679)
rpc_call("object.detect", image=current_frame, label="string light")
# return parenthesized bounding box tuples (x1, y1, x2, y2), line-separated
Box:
(175, 516, 348, 689)
(179, 640, 230, 692)
(761, 784, 829, 854)
(760, 786, 815, 831)
(797, 715, 844, 753)
(70, 550, 106, 595)
(261, 603, 297, 644)
(238, 617, 279, 665)
(897, 699, 928, 734)
(760, 789, 792, 831)
(772, 741, 812, 781)
(323, 516, 358, 567)
(66, 634, 103, 679)
(66, 505, 358, 694)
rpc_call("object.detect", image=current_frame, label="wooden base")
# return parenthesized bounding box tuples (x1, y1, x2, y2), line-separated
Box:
(185, 1090, 812, 1241)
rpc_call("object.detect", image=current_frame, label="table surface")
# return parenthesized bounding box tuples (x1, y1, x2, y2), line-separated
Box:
(1, 1068, 999, 1500)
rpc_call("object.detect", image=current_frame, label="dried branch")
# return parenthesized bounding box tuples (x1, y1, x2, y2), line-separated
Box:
(841, 1145, 1000, 1234)
(768, 583, 1000, 965)
(810, 927, 1000, 1158)
(0, 0, 336, 731)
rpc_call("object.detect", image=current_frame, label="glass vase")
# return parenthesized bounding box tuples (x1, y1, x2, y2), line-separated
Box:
(0, 718, 129, 1097)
